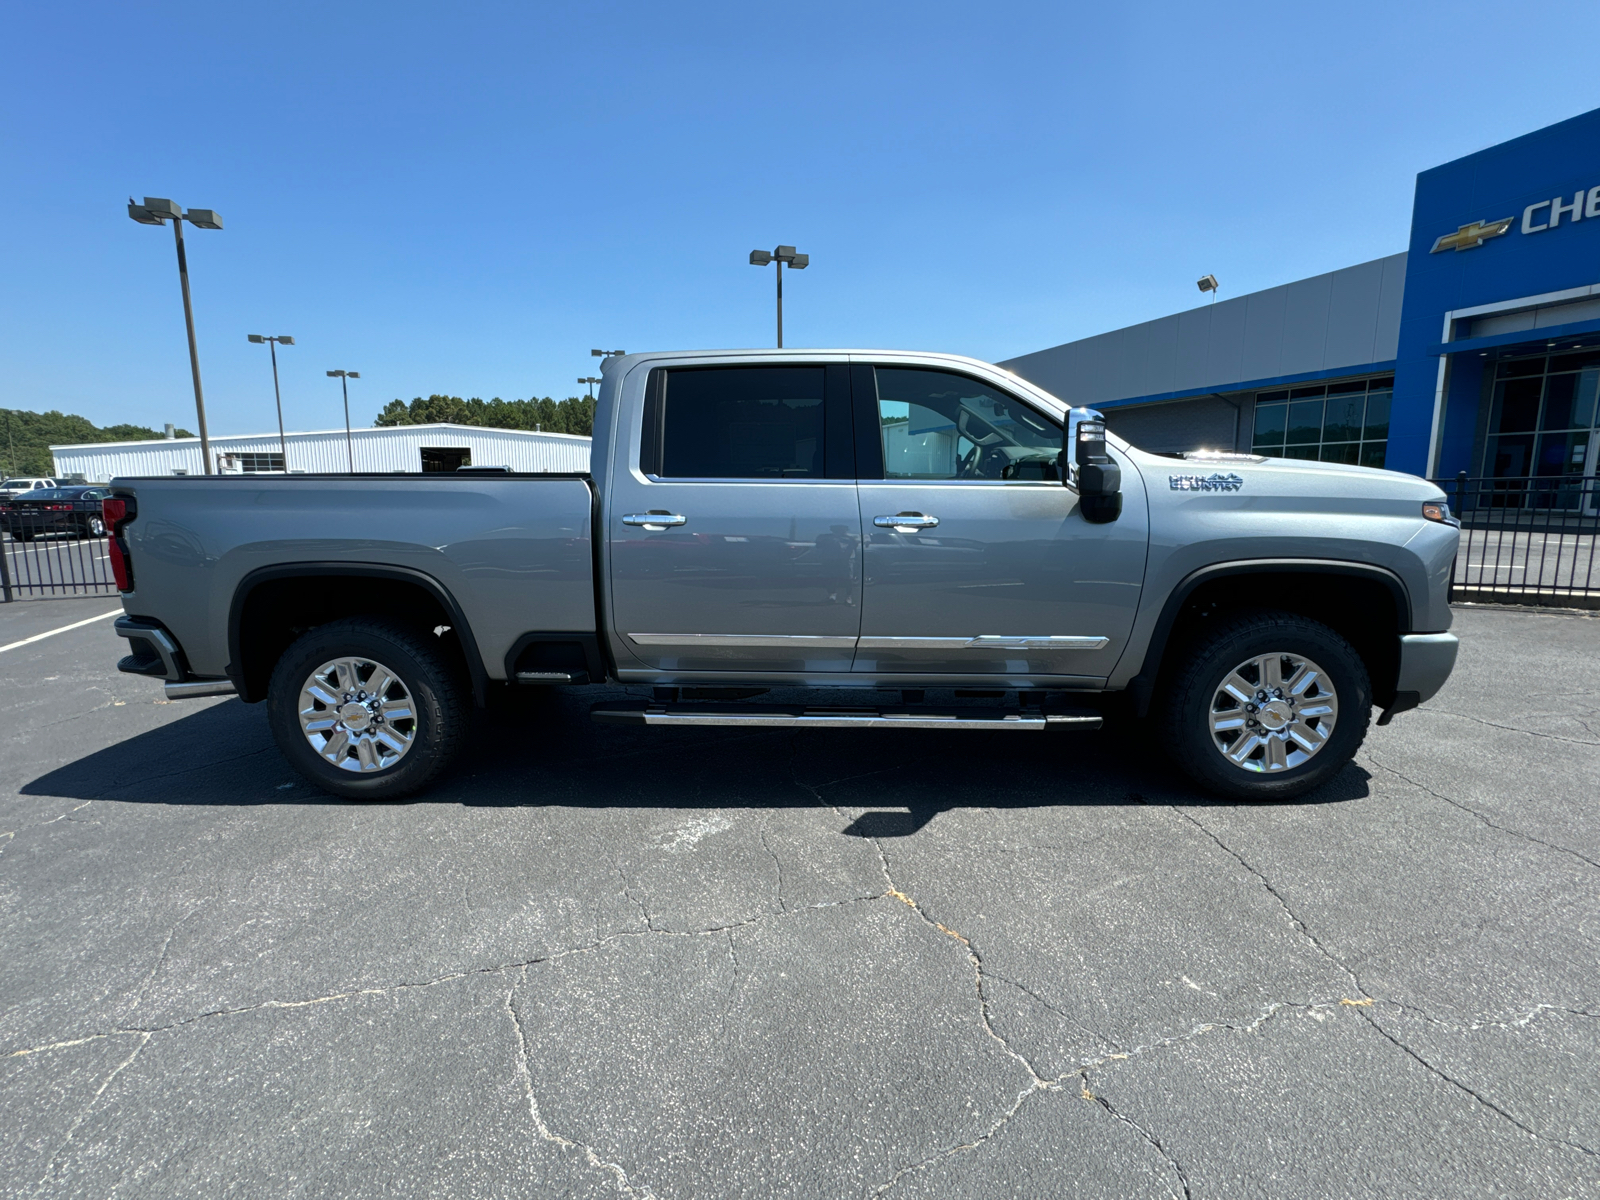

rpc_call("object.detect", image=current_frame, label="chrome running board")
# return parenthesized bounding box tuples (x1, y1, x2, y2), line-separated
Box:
(590, 702, 1102, 731)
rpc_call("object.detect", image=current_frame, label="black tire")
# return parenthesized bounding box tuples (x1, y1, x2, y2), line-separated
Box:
(266, 618, 468, 801)
(1158, 610, 1371, 802)
(83, 515, 106, 538)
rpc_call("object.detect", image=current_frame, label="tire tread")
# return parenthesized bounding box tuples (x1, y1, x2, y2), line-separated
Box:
(267, 617, 468, 800)
(1159, 608, 1371, 801)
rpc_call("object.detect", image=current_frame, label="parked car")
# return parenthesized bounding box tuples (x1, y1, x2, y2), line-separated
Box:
(105, 349, 1461, 803)
(0, 478, 57, 500)
(1, 486, 111, 540)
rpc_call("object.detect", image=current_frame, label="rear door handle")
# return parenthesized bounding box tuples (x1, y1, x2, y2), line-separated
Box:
(873, 512, 939, 529)
(622, 512, 687, 528)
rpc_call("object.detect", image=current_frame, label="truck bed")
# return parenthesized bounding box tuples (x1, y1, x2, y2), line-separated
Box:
(111, 473, 597, 682)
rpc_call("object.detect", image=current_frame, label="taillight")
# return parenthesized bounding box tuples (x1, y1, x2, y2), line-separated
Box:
(103, 497, 135, 592)
(107, 539, 130, 590)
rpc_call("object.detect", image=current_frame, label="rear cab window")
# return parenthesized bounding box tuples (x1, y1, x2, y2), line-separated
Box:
(641, 364, 854, 480)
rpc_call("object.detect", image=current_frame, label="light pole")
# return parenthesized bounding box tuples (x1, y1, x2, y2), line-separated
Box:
(591, 348, 625, 360)
(327, 370, 361, 472)
(128, 197, 224, 474)
(578, 376, 602, 399)
(748, 245, 809, 348)
(247, 335, 295, 470)
(1197, 274, 1220, 304)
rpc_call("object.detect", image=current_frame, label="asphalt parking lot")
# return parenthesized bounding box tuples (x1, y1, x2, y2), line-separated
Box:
(2, 599, 1597, 1199)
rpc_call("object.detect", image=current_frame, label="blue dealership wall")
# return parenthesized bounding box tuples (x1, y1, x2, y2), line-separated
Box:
(1393, 106, 1600, 477)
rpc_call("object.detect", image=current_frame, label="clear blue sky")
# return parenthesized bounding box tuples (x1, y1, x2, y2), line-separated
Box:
(6, 0, 1600, 437)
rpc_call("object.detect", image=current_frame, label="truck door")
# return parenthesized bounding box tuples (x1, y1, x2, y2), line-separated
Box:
(608, 363, 863, 675)
(852, 364, 1146, 681)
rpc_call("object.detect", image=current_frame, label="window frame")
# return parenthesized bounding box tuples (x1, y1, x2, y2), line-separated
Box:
(1250, 375, 1393, 467)
(639, 363, 855, 482)
(1481, 351, 1600, 480)
(852, 364, 1063, 484)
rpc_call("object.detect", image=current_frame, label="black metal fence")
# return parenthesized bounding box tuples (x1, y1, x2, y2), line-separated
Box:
(0, 529, 119, 601)
(1436, 473, 1599, 608)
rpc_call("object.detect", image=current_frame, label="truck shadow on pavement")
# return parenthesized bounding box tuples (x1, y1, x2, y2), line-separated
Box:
(22, 688, 1372, 831)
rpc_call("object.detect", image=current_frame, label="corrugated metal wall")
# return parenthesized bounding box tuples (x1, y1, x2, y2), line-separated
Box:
(52, 423, 592, 481)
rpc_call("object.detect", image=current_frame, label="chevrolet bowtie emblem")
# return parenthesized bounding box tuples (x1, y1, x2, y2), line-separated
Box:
(1430, 218, 1514, 253)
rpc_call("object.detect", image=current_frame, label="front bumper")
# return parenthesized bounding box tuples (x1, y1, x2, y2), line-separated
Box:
(1378, 632, 1459, 724)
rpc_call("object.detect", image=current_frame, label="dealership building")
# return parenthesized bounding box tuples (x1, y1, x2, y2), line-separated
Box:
(1002, 105, 1600, 488)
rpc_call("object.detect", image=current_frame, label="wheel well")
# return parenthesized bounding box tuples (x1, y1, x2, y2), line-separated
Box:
(231, 571, 475, 704)
(1149, 570, 1402, 711)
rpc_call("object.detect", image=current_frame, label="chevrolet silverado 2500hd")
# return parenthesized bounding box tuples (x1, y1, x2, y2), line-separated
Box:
(105, 350, 1460, 801)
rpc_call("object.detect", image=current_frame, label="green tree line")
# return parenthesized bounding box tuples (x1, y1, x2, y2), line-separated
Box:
(374, 394, 596, 436)
(1, 409, 193, 479)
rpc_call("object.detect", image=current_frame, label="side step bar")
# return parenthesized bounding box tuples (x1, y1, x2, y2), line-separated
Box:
(590, 702, 1102, 731)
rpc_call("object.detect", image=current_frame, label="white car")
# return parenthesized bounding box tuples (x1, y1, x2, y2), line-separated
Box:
(0, 478, 56, 500)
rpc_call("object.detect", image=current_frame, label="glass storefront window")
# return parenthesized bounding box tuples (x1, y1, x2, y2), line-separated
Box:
(1484, 354, 1600, 482)
(1251, 376, 1393, 467)
(1363, 390, 1391, 439)
(1323, 392, 1365, 442)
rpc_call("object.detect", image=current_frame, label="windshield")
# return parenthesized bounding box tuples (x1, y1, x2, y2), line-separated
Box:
(26, 489, 79, 501)
(2, 480, 39, 489)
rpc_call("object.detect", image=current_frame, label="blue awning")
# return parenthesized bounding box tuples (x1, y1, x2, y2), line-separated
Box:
(1430, 315, 1600, 357)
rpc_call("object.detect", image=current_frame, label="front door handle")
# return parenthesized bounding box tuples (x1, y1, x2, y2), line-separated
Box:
(873, 512, 939, 530)
(623, 512, 687, 528)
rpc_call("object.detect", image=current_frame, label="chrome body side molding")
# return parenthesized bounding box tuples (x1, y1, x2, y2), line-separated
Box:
(626, 633, 859, 649)
(855, 635, 1109, 651)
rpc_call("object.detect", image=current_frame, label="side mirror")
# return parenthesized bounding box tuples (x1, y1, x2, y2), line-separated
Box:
(1062, 407, 1122, 523)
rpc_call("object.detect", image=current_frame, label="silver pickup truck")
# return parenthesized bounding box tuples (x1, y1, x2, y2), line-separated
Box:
(105, 349, 1460, 802)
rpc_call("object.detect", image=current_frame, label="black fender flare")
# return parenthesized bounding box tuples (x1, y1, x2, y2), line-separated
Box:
(228, 562, 490, 705)
(1125, 558, 1413, 716)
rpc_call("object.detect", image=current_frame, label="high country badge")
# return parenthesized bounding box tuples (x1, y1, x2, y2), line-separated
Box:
(1169, 472, 1244, 492)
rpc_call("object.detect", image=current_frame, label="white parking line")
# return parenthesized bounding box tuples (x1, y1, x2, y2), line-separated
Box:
(0, 608, 122, 654)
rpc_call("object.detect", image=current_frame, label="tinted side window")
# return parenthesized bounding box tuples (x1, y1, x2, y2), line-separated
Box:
(660, 367, 826, 479)
(875, 368, 1060, 481)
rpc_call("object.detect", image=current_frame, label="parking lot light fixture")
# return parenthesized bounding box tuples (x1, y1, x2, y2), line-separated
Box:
(127, 196, 223, 473)
(591, 349, 625, 359)
(327, 370, 361, 472)
(578, 376, 602, 399)
(749, 245, 809, 347)
(248, 335, 295, 471)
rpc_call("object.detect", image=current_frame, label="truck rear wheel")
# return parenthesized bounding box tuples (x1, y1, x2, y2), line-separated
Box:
(266, 618, 467, 800)
(1158, 610, 1370, 802)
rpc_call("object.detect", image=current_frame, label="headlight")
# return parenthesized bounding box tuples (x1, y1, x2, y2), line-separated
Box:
(1421, 500, 1459, 526)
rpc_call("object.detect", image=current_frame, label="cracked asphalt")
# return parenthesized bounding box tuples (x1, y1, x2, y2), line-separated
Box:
(2, 597, 1597, 1199)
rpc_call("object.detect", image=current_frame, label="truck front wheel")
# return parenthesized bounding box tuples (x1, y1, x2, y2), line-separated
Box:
(266, 618, 467, 801)
(1158, 610, 1371, 802)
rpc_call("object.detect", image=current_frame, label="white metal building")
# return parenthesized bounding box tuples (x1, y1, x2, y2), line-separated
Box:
(51, 423, 592, 481)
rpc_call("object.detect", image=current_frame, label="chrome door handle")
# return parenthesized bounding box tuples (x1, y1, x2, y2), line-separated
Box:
(873, 512, 939, 529)
(622, 512, 687, 528)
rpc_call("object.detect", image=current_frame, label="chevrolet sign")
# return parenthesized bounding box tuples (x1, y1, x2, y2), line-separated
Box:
(1430, 219, 1513, 253)
(1432, 184, 1600, 252)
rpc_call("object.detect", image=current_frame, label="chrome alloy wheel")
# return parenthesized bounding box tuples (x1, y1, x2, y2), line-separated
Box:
(1208, 651, 1338, 773)
(297, 656, 417, 773)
